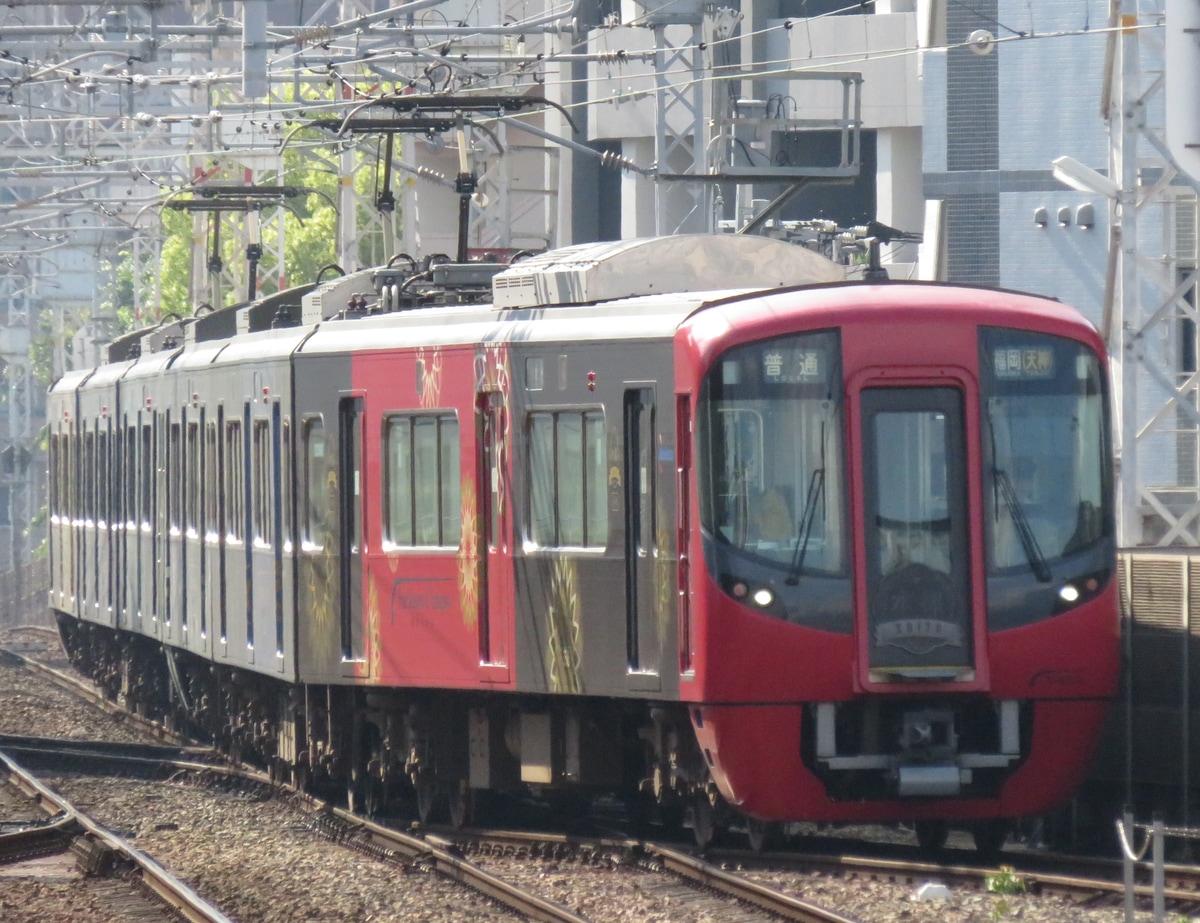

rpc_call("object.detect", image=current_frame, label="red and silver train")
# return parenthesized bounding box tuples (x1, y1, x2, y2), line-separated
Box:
(46, 234, 1119, 851)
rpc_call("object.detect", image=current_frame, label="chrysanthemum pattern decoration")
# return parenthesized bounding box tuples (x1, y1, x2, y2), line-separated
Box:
(546, 557, 583, 694)
(655, 518, 674, 656)
(474, 344, 512, 522)
(302, 467, 341, 669)
(417, 346, 443, 410)
(367, 573, 382, 681)
(457, 478, 480, 631)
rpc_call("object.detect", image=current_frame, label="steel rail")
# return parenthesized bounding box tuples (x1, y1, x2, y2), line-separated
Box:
(0, 647, 599, 923)
(327, 807, 593, 923)
(647, 841, 866, 923)
(0, 748, 234, 923)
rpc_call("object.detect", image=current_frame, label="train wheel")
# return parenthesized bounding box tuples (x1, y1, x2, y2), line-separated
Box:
(745, 817, 777, 853)
(692, 796, 716, 849)
(415, 775, 438, 824)
(449, 781, 473, 829)
(914, 819, 949, 852)
(363, 776, 385, 818)
(293, 761, 311, 793)
(971, 819, 1009, 858)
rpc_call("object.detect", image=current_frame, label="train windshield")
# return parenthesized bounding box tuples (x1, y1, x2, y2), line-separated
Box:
(980, 328, 1111, 575)
(697, 330, 847, 576)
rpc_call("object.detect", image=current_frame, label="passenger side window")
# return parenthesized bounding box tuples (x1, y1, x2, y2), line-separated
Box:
(384, 413, 460, 548)
(527, 409, 606, 549)
(303, 417, 325, 549)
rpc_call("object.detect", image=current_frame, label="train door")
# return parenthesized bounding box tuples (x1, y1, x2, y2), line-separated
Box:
(477, 391, 511, 682)
(85, 422, 97, 621)
(168, 411, 185, 645)
(153, 408, 167, 639)
(120, 420, 135, 630)
(138, 414, 152, 631)
(203, 414, 220, 650)
(185, 412, 205, 654)
(97, 420, 112, 626)
(859, 386, 974, 680)
(624, 387, 660, 688)
(248, 397, 282, 671)
(338, 395, 366, 669)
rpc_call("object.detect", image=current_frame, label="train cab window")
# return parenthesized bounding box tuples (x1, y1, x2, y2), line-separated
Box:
(979, 328, 1113, 628)
(697, 330, 853, 632)
(527, 410, 607, 549)
(699, 330, 847, 573)
(303, 417, 326, 550)
(384, 413, 461, 548)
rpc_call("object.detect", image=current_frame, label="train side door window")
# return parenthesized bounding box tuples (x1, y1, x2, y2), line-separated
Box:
(141, 422, 152, 533)
(281, 418, 292, 552)
(527, 410, 607, 549)
(253, 418, 272, 549)
(169, 420, 182, 536)
(225, 419, 244, 544)
(302, 416, 325, 550)
(125, 426, 137, 531)
(186, 422, 200, 540)
(383, 413, 461, 548)
(204, 422, 219, 541)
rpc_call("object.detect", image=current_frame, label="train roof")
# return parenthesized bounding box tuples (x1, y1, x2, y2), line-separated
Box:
(489, 234, 845, 308)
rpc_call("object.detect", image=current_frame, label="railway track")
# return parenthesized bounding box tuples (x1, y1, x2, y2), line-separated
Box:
(0, 747, 235, 922)
(435, 828, 867, 922)
(3, 629, 1191, 923)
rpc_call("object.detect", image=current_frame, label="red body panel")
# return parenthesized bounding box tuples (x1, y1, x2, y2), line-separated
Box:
(353, 344, 516, 689)
(692, 697, 1110, 822)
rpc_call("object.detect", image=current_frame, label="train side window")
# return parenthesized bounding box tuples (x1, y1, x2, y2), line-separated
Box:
(47, 435, 57, 520)
(527, 409, 606, 549)
(385, 417, 413, 545)
(225, 419, 243, 543)
(169, 421, 181, 534)
(140, 423, 151, 529)
(281, 418, 291, 551)
(83, 430, 95, 524)
(125, 426, 137, 528)
(384, 413, 460, 548)
(204, 422, 219, 539)
(252, 418, 272, 548)
(97, 429, 108, 528)
(303, 417, 325, 550)
(187, 422, 200, 538)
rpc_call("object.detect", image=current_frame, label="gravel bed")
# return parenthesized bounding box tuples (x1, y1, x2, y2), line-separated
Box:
(44, 772, 519, 923)
(0, 629, 152, 746)
(469, 849, 785, 922)
(739, 866, 1166, 923)
(0, 629, 1181, 922)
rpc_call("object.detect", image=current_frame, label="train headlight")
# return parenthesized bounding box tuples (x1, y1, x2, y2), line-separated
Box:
(1058, 584, 1080, 603)
(751, 587, 775, 608)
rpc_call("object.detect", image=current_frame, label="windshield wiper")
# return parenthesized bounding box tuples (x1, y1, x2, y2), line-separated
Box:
(785, 467, 825, 586)
(994, 468, 1052, 582)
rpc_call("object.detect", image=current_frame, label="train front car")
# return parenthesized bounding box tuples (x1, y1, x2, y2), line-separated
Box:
(677, 283, 1119, 849)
